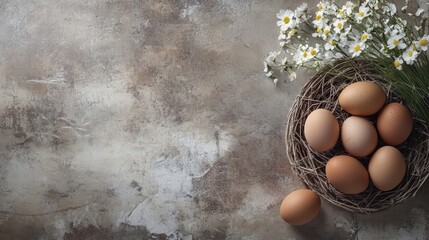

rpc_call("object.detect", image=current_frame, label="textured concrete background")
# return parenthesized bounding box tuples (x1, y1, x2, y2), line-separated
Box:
(0, 0, 428, 239)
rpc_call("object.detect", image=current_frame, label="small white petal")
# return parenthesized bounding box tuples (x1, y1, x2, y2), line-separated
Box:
(416, 8, 424, 17)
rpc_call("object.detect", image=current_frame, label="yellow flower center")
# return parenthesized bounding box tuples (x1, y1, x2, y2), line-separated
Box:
(331, 40, 336, 46)
(394, 60, 401, 68)
(393, 39, 399, 46)
(408, 50, 414, 57)
(316, 14, 322, 21)
(318, 4, 323, 10)
(354, 45, 361, 52)
(358, 11, 364, 17)
(303, 51, 308, 58)
(283, 16, 290, 24)
(310, 49, 317, 56)
(324, 29, 329, 35)
(337, 23, 343, 29)
(316, 27, 321, 33)
(339, 10, 344, 15)
(420, 38, 428, 46)
(361, 34, 368, 41)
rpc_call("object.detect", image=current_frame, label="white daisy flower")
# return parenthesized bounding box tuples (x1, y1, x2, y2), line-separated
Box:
(416, 8, 424, 17)
(416, 35, 429, 51)
(337, 7, 346, 18)
(333, 19, 345, 33)
(394, 58, 403, 70)
(295, 4, 309, 25)
(349, 41, 366, 57)
(338, 26, 352, 46)
(360, 32, 373, 42)
(317, 2, 326, 11)
(402, 45, 419, 64)
(308, 44, 320, 59)
(356, 6, 370, 23)
(387, 34, 407, 49)
(324, 37, 338, 51)
(265, 51, 279, 65)
(312, 10, 325, 27)
(295, 3, 308, 19)
(382, 3, 397, 16)
(312, 26, 323, 38)
(294, 44, 311, 64)
(277, 10, 295, 31)
(344, 1, 355, 15)
(322, 26, 331, 40)
(385, 24, 403, 36)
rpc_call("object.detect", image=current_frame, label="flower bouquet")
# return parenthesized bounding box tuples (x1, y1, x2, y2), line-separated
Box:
(264, 0, 429, 123)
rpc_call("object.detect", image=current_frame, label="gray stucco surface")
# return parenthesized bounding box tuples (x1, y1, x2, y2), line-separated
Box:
(0, 0, 428, 239)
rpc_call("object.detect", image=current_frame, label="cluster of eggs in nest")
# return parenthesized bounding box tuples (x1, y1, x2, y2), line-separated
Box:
(280, 81, 413, 225)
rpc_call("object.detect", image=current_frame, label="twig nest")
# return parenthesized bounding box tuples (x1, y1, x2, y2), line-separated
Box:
(285, 59, 429, 213)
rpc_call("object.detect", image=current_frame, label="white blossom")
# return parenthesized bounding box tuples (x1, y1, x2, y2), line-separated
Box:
(416, 35, 429, 51)
(402, 46, 419, 64)
(360, 32, 373, 42)
(324, 38, 337, 51)
(333, 19, 345, 33)
(387, 34, 407, 49)
(277, 10, 295, 31)
(349, 41, 366, 57)
(355, 6, 370, 23)
(394, 58, 403, 70)
(295, 3, 308, 24)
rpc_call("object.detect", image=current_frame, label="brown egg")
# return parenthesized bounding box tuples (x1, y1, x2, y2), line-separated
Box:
(341, 116, 378, 157)
(280, 189, 321, 225)
(368, 146, 406, 191)
(377, 103, 413, 146)
(304, 109, 339, 152)
(326, 155, 369, 194)
(339, 81, 386, 116)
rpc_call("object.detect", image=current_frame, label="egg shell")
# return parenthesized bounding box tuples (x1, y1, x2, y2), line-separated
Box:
(377, 103, 413, 146)
(341, 116, 378, 157)
(326, 155, 369, 194)
(368, 146, 406, 191)
(339, 81, 386, 116)
(280, 189, 321, 225)
(304, 109, 340, 152)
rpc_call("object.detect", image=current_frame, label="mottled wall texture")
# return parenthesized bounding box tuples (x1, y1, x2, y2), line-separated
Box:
(0, 0, 428, 239)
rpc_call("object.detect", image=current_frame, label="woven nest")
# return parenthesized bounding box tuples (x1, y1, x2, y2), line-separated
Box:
(285, 59, 429, 214)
